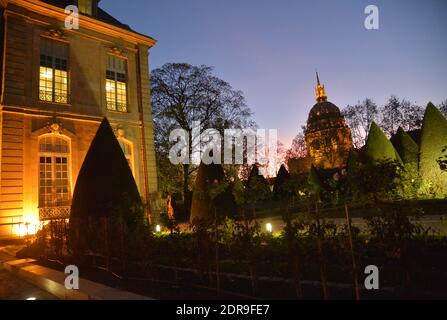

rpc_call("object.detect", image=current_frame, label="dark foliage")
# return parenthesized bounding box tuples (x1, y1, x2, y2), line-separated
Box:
(419, 103, 447, 195)
(273, 165, 292, 198)
(69, 118, 146, 260)
(390, 127, 419, 168)
(190, 162, 237, 223)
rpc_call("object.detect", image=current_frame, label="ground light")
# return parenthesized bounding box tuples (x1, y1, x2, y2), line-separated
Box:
(26, 297, 36, 300)
(15, 217, 40, 237)
(156, 225, 161, 233)
(266, 223, 273, 233)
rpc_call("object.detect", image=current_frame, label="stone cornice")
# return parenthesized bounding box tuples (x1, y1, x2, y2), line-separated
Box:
(5, 0, 157, 47)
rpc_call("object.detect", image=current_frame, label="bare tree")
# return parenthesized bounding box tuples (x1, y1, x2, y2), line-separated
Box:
(400, 99, 424, 132)
(284, 126, 308, 163)
(380, 96, 402, 137)
(438, 99, 447, 118)
(380, 96, 424, 137)
(343, 98, 378, 148)
(151, 63, 255, 201)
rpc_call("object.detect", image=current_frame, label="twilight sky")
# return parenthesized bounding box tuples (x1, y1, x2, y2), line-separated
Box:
(101, 0, 447, 148)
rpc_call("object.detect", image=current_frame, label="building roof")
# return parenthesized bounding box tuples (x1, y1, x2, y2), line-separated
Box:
(39, 0, 155, 42)
(307, 101, 342, 123)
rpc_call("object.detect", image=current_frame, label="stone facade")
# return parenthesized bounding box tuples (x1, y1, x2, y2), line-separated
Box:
(0, 0, 158, 238)
(287, 157, 314, 175)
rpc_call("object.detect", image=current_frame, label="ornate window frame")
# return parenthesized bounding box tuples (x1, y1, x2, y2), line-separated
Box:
(32, 123, 75, 221)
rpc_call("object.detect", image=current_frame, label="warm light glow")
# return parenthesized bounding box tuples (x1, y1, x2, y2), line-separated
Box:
(43, 69, 53, 79)
(266, 223, 273, 233)
(156, 225, 161, 233)
(17, 223, 38, 237)
(106, 81, 113, 92)
(26, 297, 37, 301)
(315, 72, 328, 103)
(14, 216, 40, 237)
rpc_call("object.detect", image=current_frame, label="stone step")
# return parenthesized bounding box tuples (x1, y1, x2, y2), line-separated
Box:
(2, 258, 153, 300)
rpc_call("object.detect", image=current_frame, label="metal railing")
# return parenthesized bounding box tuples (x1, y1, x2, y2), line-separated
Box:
(39, 206, 71, 221)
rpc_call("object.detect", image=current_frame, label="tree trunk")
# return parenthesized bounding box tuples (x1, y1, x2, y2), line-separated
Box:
(289, 206, 303, 300)
(345, 203, 360, 300)
(249, 264, 257, 296)
(183, 163, 190, 202)
(242, 209, 248, 230)
(197, 234, 203, 282)
(293, 254, 303, 299)
(315, 204, 329, 300)
(214, 207, 221, 296)
(173, 238, 179, 283)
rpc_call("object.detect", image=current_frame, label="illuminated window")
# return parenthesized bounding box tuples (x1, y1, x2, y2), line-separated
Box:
(40, 38, 69, 104)
(38, 135, 71, 208)
(118, 138, 134, 173)
(106, 56, 128, 112)
(78, 0, 93, 15)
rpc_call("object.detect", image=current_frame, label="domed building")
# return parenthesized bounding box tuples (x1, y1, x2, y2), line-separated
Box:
(305, 74, 353, 169)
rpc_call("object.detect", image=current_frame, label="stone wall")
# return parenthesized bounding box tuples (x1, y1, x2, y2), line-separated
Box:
(0, 1, 158, 238)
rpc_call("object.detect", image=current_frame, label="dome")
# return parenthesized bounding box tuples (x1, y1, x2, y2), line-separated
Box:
(303, 73, 354, 170)
(308, 101, 342, 123)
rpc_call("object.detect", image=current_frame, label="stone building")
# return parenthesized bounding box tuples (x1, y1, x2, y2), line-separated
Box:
(0, 0, 158, 238)
(305, 74, 353, 169)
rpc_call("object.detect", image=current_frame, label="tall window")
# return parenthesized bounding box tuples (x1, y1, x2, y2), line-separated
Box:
(78, 0, 93, 15)
(106, 55, 128, 112)
(118, 138, 134, 174)
(39, 135, 71, 208)
(40, 38, 69, 104)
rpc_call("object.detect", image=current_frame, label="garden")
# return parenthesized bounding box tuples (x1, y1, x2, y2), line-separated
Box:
(17, 121, 447, 299)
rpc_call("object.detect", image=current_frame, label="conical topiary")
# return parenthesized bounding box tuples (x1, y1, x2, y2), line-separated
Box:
(189, 162, 226, 224)
(308, 164, 324, 194)
(69, 118, 144, 258)
(392, 127, 419, 170)
(419, 102, 447, 195)
(273, 165, 291, 198)
(346, 150, 360, 173)
(212, 180, 238, 219)
(247, 164, 268, 185)
(365, 122, 402, 164)
(246, 164, 271, 199)
(249, 164, 262, 178)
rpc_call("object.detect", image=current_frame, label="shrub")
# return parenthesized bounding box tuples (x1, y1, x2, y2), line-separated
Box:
(69, 118, 147, 262)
